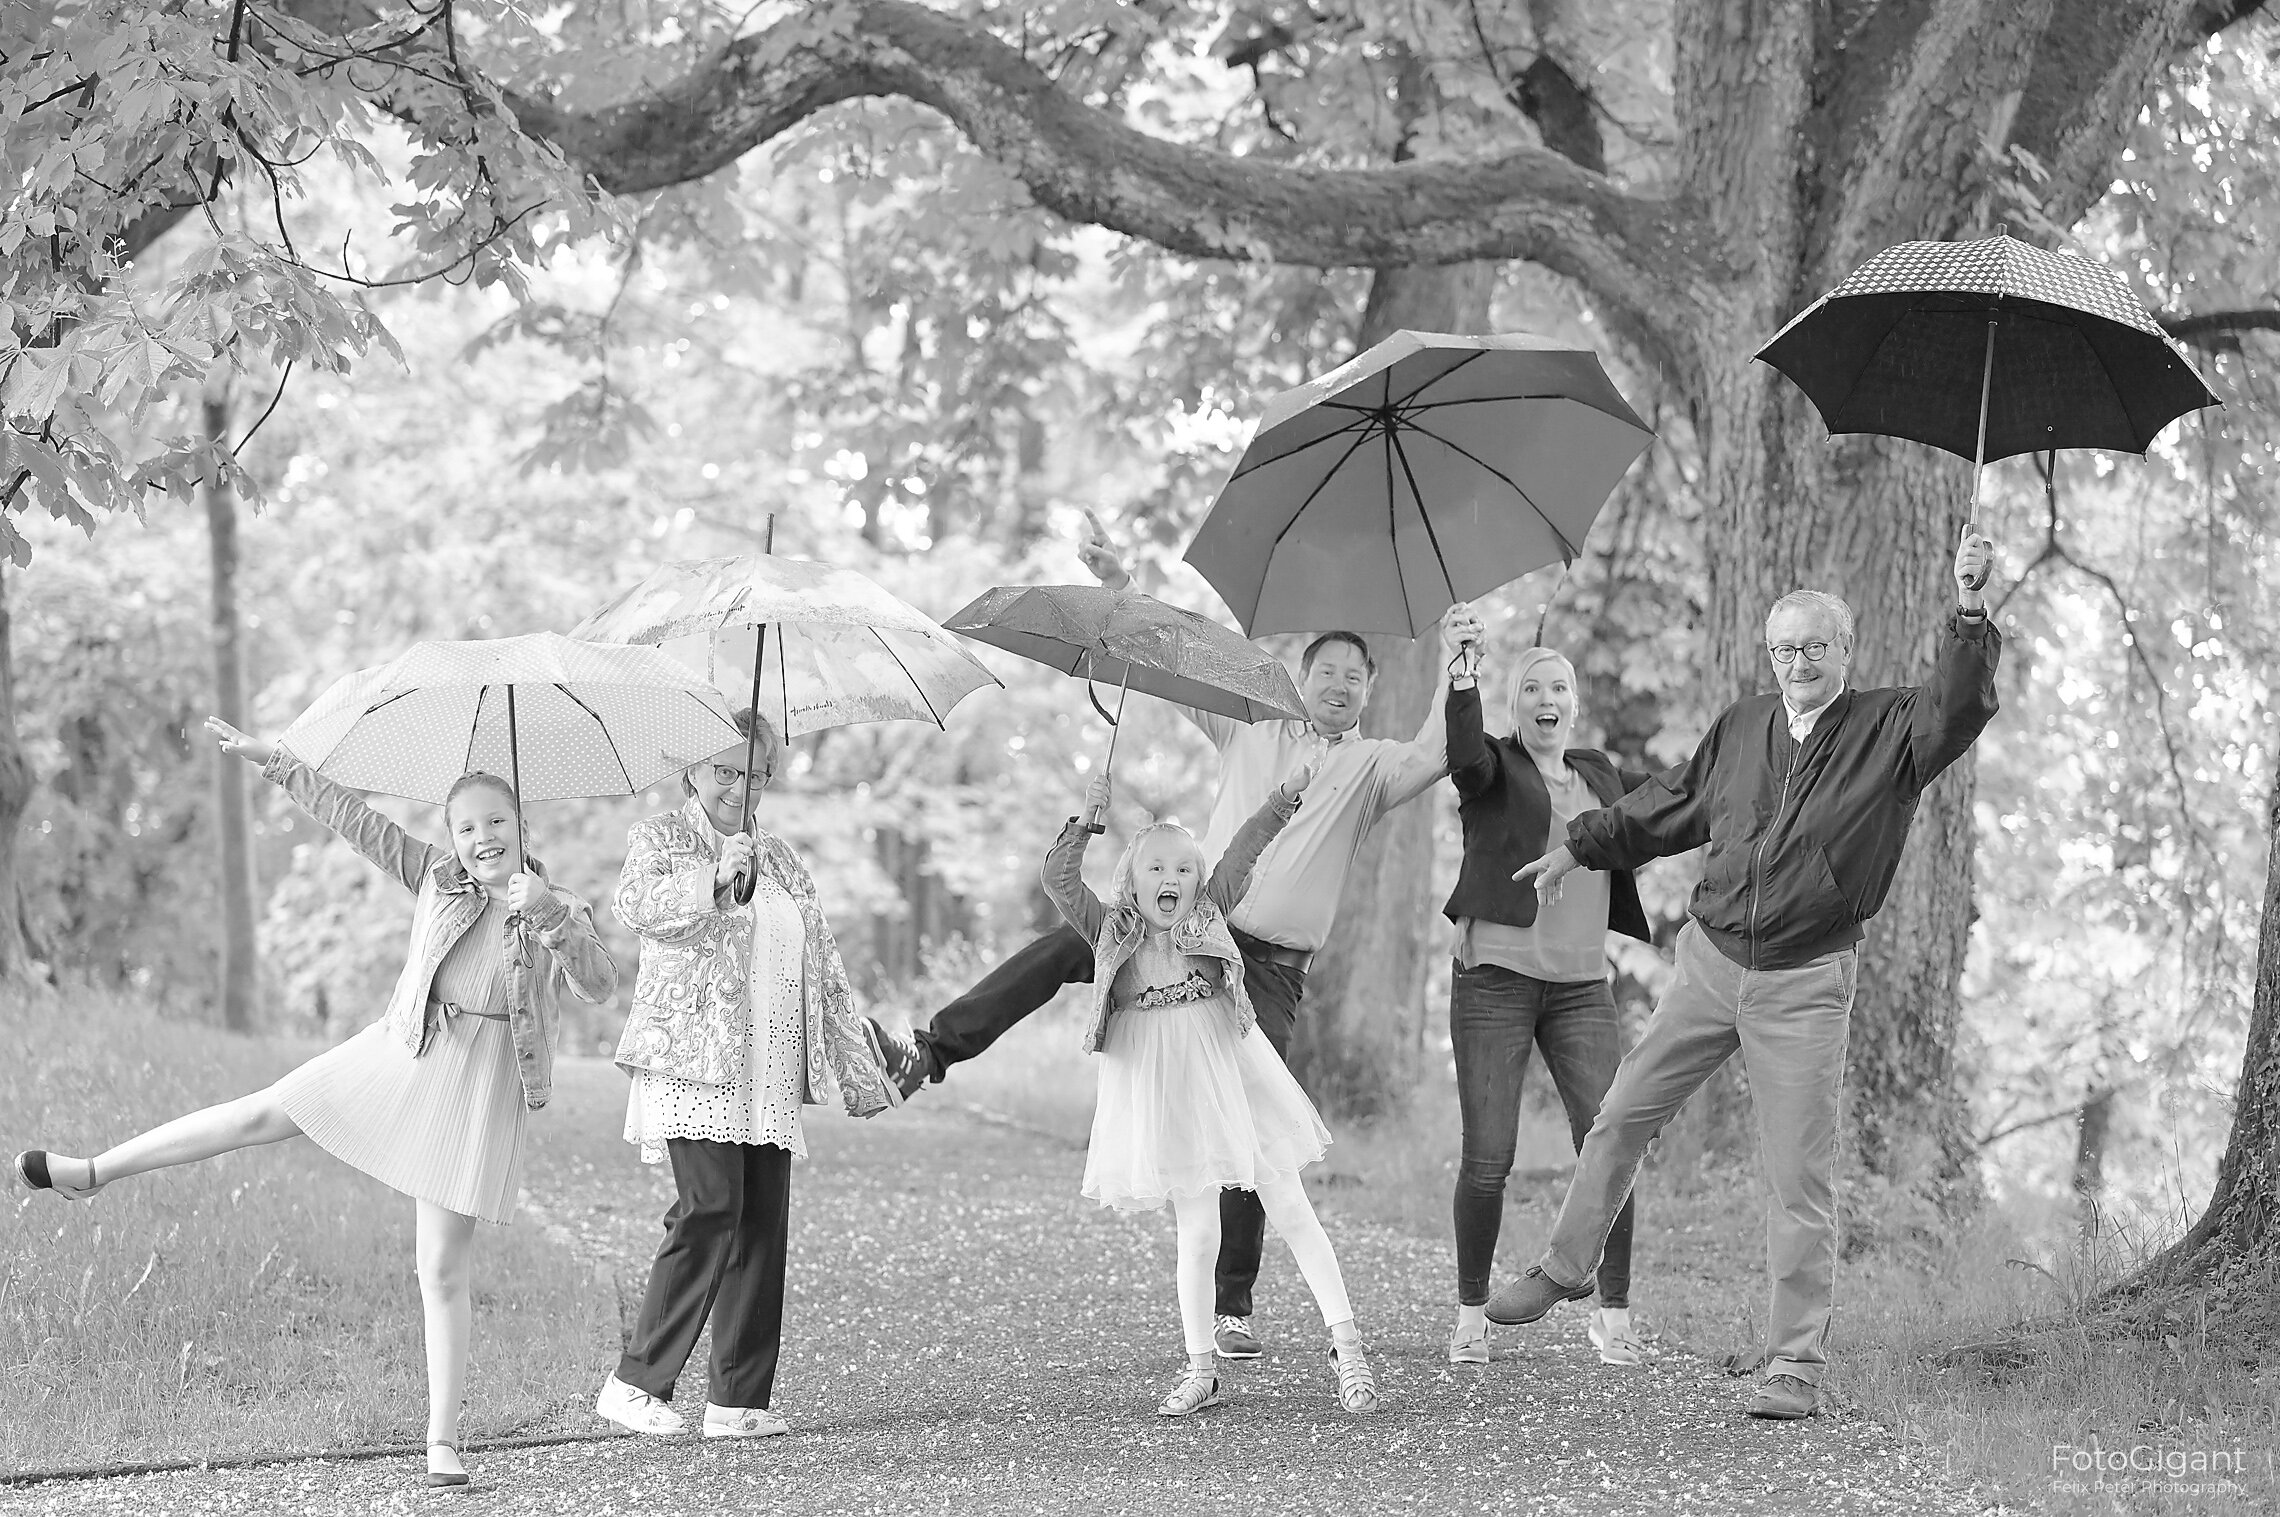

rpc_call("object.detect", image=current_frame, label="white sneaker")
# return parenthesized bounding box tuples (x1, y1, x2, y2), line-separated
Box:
(1587, 1307, 1648, 1366)
(596, 1373, 687, 1435)
(704, 1403, 790, 1439)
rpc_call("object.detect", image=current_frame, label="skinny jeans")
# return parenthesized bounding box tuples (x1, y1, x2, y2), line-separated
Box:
(1448, 961, 1634, 1308)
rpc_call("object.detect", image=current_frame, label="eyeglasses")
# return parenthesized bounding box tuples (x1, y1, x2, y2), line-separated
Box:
(709, 762, 775, 786)
(1767, 641, 1836, 665)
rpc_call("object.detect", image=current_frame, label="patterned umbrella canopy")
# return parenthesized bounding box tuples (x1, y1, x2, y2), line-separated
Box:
(1185, 330, 1655, 638)
(1756, 233, 2217, 463)
(278, 633, 745, 803)
(569, 554, 1000, 739)
(942, 584, 1307, 725)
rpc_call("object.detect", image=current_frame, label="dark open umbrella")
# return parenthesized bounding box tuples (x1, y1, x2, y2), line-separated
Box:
(1756, 233, 2218, 583)
(943, 583, 1306, 829)
(1184, 329, 1654, 637)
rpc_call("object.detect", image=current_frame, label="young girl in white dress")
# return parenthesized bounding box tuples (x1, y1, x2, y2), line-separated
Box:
(13, 717, 618, 1488)
(1043, 761, 1380, 1418)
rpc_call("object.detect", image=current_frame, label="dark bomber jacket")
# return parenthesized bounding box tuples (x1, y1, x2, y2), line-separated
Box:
(1441, 682, 1653, 943)
(1564, 610, 2002, 970)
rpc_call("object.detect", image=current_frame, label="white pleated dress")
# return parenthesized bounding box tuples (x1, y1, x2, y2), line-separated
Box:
(273, 894, 528, 1225)
(623, 876, 808, 1163)
(1082, 934, 1332, 1213)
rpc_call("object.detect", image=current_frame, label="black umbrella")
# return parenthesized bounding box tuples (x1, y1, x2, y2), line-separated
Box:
(1756, 233, 2217, 584)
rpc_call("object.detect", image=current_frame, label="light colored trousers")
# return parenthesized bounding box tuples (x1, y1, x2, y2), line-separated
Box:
(1539, 919, 1857, 1383)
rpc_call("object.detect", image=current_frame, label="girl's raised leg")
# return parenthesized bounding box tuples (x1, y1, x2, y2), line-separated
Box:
(416, 1199, 479, 1483)
(62, 1088, 306, 1191)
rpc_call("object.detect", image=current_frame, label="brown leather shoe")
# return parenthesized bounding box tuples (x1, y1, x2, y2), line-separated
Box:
(1482, 1265, 1595, 1326)
(1747, 1373, 1819, 1419)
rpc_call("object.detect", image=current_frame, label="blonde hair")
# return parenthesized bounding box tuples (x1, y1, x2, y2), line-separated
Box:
(1111, 821, 1205, 911)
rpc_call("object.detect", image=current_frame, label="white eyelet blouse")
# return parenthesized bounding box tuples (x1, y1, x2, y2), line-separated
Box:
(623, 870, 808, 1162)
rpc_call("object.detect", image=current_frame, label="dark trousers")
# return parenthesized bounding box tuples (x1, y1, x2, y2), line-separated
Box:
(911, 922, 1096, 1075)
(1449, 961, 1634, 1308)
(1213, 929, 1308, 1319)
(912, 920, 1309, 1319)
(617, 1138, 792, 1409)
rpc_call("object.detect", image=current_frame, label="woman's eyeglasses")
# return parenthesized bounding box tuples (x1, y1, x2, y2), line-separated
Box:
(710, 762, 775, 786)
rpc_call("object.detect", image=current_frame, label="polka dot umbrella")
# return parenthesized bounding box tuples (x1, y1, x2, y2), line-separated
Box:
(278, 632, 747, 824)
(1756, 233, 2218, 585)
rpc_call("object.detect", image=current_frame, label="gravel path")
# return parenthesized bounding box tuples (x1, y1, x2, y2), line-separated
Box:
(1, 1060, 1982, 1516)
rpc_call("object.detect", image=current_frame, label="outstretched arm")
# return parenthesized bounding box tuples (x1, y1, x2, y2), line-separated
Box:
(213, 718, 439, 893)
(1372, 606, 1480, 810)
(1205, 758, 1311, 911)
(1042, 774, 1114, 943)
(1901, 524, 2004, 791)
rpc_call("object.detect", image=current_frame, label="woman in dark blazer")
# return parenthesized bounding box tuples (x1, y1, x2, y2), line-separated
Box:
(1443, 639, 1656, 1368)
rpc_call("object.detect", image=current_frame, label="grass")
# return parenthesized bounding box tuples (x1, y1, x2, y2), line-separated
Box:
(892, 981, 2279, 1515)
(0, 985, 614, 1475)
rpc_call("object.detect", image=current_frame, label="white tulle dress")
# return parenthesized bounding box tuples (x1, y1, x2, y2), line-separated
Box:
(1081, 933, 1332, 1213)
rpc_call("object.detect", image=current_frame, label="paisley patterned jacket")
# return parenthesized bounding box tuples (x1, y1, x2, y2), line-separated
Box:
(1043, 787, 1301, 1055)
(612, 798, 895, 1118)
(259, 751, 617, 1111)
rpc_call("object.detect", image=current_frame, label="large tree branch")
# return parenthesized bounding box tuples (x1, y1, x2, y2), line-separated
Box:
(2161, 307, 2280, 343)
(2007, 0, 2224, 234)
(491, 0, 1719, 378)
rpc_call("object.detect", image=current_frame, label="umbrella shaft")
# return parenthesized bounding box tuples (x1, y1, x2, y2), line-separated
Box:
(1964, 318, 1995, 590)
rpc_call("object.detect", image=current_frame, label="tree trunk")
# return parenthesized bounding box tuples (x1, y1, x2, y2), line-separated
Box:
(204, 393, 259, 1031)
(0, 559, 40, 984)
(2129, 749, 2280, 1303)
(1288, 261, 1494, 1118)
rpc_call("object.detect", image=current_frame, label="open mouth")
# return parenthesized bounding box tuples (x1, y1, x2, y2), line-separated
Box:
(1534, 714, 1561, 730)
(473, 843, 507, 865)
(1156, 887, 1181, 913)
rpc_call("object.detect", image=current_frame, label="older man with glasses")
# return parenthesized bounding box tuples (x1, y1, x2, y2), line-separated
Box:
(1484, 524, 2003, 1421)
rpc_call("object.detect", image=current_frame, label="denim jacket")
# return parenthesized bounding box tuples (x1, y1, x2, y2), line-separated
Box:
(259, 751, 617, 1110)
(1043, 789, 1300, 1055)
(611, 799, 895, 1118)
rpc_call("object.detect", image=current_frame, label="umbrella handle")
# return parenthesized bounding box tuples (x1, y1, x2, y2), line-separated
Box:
(1083, 674, 1130, 834)
(1962, 318, 1995, 592)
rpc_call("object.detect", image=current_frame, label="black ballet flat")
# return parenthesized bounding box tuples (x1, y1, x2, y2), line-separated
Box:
(14, 1150, 100, 1202)
(425, 1440, 469, 1488)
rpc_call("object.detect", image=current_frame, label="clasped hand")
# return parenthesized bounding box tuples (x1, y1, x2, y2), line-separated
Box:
(714, 832, 757, 890)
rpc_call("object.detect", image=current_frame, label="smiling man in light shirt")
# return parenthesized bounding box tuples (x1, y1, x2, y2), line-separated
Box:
(869, 513, 1475, 1361)
(1484, 524, 2002, 1422)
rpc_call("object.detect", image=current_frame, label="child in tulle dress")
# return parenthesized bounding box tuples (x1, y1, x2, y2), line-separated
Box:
(1043, 761, 1381, 1418)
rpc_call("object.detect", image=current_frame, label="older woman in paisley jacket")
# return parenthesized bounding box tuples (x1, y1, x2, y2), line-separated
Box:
(593, 711, 896, 1441)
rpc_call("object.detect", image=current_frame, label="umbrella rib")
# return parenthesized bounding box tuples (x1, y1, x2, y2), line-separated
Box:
(1267, 423, 1386, 551)
(873, 631, 947, 728)
(1386, 348, 1487, 411)
(1382, 428, 1418, 635)
(1393, 393, 1615, 417)
(1225, 412, 1381, 484)
(1404, 418, 1581, 561)
(1388, 428, 1460, 610)
(558, 685, 635, 792)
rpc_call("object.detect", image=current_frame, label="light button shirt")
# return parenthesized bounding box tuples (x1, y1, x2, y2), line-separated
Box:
(1186, 710, 1446, 953)
(1783, 682, 1845, 744)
